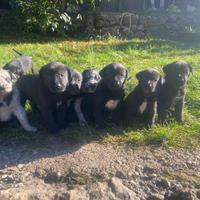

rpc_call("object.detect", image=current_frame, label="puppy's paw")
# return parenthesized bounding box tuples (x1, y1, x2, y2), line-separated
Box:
(79, 119, 88, 127)
(27, 126, 38, 133)
(147, 123, 154, 129)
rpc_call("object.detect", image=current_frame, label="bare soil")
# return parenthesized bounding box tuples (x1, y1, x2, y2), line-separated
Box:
(0, 138, 200, 200)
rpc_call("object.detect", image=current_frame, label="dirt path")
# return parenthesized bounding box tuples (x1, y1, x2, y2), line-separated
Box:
(0, 140, 200, 200)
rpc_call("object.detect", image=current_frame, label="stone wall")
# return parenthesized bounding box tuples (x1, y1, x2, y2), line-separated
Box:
(82, 12, 200, 38)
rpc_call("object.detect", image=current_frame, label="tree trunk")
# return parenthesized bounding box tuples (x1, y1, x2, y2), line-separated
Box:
(160, 0, 165, 8)
(150, 0, 156, 9)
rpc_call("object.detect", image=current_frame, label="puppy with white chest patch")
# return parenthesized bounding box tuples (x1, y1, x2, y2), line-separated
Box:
(157, 60, 193, 124)
(90, 63, 130, 128)
(0, 69, 37, 132)
(124, 69, 161, 127)
(68, 69, 101, 127)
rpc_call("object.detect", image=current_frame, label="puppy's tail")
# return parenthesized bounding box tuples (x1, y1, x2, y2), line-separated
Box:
(12, 49, 23, 56)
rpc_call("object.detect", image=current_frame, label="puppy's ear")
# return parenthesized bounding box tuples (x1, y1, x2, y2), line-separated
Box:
(163, 63, 173, 75)
(99, 66, 110, 80)
(39, 66, 45, 82)
(136, 70, 145, 81)
(126, 69, 131, 81)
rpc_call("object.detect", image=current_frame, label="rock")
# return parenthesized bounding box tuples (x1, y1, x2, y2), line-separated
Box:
(108, 177, 139, 200)
(196, 191, 200, 199)
(147, 193, 164, 200)
(122, 13, 139, 26)
(98, 26, 120, 36)
(17, 164, 24, 169)
(115, 170, 127, 179)
(143, 166, 156, 174)
(95, 13, 121, 28)
(156, 178, 171, 189)
(164, 189, 197, 200)
(66, 188, 88, 200)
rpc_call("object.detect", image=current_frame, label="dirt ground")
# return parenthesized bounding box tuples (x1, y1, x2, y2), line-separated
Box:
(0, 138, 200, 200)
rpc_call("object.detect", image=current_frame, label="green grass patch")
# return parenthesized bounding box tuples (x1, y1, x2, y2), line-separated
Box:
(0, 34, 200, 148)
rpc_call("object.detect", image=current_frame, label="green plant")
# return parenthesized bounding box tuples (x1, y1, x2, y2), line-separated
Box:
(15, 0, 70, 34)
(13, 0, 105, 34)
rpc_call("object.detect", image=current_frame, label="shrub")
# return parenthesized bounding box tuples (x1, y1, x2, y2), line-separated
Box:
(13, 0, 104, 35)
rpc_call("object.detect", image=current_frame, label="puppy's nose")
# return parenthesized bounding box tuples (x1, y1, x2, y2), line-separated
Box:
(116, 80, 122, 87)
(55, 83, 62, 90)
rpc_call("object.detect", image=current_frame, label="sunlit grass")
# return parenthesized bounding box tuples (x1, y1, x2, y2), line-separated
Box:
(0, 34, 199, 148)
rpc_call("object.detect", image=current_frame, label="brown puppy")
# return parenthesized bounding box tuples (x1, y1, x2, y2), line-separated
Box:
(124, 69, 161, 127)
(158, 60, 193, 124)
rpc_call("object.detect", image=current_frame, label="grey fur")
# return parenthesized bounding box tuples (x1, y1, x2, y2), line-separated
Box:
(3, 49, 35, 78)
(0, 69, 37, 132)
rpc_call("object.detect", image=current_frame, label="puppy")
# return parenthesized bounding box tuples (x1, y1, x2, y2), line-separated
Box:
(157, 60, 193, 124)
(88, 63, 130, 128)
(16, 61, 81, 133)
(0, 69, 37, 132)
(56, 68, 83, 128)
(67, 69, 101, 127)
(3, 49, 35, 79)
(123, 69, 161, 127)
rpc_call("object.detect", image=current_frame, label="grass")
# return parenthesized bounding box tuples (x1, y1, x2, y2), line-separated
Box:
(0, 33, 200, 148)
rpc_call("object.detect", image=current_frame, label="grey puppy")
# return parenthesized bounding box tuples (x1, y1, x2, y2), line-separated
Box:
(68, 69, 101, 127)
(123, 69, 161, 127)
(157, 60, 193, 124)
(0, 69, 37, 132)
(3, 49, 35, 78)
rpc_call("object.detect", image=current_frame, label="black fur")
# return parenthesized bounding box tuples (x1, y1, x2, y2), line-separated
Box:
(16, 62, 77, 133)
(157, 60, 193, 124)
(65, 69, 101, 127)
(84, 63, 130, 128)
(123, 69, 161, 127)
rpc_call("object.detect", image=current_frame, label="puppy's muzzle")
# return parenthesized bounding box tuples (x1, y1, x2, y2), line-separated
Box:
(177, 76, 186, 86)
(87, 83, 98, 93)
(70, 84, 80, 95)
(53, 82, 65, 93)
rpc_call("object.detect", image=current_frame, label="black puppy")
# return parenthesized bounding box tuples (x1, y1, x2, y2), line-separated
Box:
(16, 61, 82, 133)
(123, 69, 161, 127)
(66, 69, 101, 127)
(157, 60, 193, 124)
(3, 49, 35, 78)
(88, 63, 130, 128)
